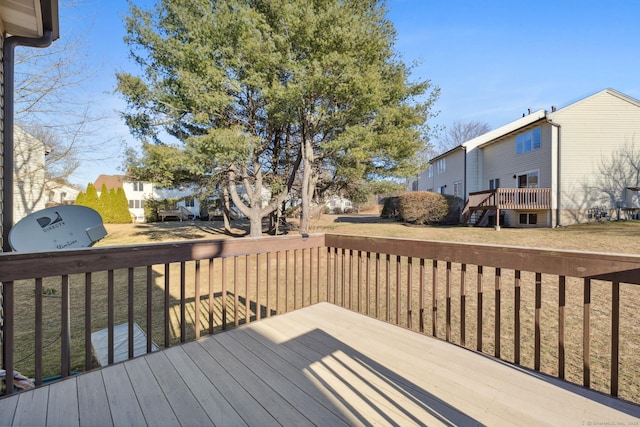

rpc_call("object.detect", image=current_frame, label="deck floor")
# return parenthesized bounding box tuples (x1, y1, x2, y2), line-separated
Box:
(1, 302, 639, 426)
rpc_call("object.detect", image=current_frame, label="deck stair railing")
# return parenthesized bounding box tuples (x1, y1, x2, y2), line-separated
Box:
(1, 233, 640, 405)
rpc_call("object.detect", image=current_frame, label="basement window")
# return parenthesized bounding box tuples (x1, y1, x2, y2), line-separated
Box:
(519, 213, 538, 225)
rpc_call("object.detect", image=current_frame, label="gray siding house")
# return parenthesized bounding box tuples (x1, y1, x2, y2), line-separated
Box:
(415, 89, 640, 228)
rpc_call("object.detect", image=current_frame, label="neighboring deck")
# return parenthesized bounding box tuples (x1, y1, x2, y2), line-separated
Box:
(1, 303, 639, 426)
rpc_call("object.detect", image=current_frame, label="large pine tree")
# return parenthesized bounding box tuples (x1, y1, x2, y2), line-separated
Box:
(117, 0, 438, 236)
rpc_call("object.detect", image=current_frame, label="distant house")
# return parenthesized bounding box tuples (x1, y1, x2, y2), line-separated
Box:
(11, 126, 79, 221)
(93, 175, 200, 223)
(324, 195, 353, 214)
(45, 181, 81, 206)
(414, 89, 640, 228)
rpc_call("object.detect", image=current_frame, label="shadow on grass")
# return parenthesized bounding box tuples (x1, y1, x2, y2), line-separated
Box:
(132, 220, 250, 241)
(333, 215, 395, 224)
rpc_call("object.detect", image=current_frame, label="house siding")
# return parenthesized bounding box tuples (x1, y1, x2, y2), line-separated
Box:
(432, 149, 465, 196)
(13, 127, 46, 221)
(551, 90, 640, 224)
(0, 32, 4, 250)
(481, 121, 553, 190)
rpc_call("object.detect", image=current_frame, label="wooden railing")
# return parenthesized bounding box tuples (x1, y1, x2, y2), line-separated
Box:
(497, 187, 551, 209)
(2, 233, 640, 405)
(464, 188, 552, 211)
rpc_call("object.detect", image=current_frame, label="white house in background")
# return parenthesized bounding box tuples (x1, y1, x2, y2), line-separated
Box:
(324, 195, 353, 213)
(94, 175, 200, 223)
(414, 88, 640, 228)
(12, 126, 80, 221)
(13, 127, 47, 222)
(45, 182, 81, 206)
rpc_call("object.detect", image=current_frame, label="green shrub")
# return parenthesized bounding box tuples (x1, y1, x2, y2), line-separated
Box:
(380, 196, 399, 219)
(441, 194, 465, 225)
(398, 192, 448, 225)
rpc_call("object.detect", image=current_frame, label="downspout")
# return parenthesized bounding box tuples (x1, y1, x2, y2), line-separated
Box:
(2, 31, 54, 252)
(546, 117, 561, 227)
(463, 146, 467, 200)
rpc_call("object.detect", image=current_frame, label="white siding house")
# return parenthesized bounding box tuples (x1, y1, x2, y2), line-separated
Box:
(45, 181, 81, 206)
(415, 89, 640, 228)
(13, 127, 47, 222)
(94, 175, 201, 222)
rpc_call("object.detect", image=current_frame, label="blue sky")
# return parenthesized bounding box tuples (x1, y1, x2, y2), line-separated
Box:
(54, 0, 640, 186)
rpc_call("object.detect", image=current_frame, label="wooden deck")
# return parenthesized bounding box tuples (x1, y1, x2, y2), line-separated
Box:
(1, 303, 639, 426)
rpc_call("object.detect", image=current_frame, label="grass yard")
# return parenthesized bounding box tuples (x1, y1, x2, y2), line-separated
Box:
(9, 214, 640, 404)
(98, 213, 640, 254)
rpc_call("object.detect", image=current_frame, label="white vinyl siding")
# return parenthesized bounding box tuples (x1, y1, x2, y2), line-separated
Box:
(552, 90, 640, 210)
(480, 123, 553, 191)
(13, 127, 47, 222)
(429, 149, 465, 196)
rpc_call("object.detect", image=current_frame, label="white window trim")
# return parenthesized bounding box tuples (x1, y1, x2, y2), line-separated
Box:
(516, 169, 540, 188)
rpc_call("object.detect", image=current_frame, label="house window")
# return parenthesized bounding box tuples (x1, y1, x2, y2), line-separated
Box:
(436, 159, 446, 174)
(517, 171, 539, 188)
(516, 127, 541, 154)
(489, 178, 500, 190)
(428, 166, 433, 178)
(129, 200, 134, 208)
(519, 213, 538, 225)
(133, 182, 144, 192)
(184, 197, 195, 207)
(453, 181, 462, 198)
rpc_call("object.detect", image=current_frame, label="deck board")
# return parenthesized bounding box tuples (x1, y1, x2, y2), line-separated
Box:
(12, 385, 48, 426)
(76, 370, 111, 427)
(143, 350, 214, 426)
(162, 345, 246, 426)
(183, 340, 278, 426)
(101, 363, 146, 427)
(123, 356, 179, 427)
(46, 377, 79, 427)
(2, 302, 639, 426)
(198, 331, 314, 426)
(215, 330, 350, 426)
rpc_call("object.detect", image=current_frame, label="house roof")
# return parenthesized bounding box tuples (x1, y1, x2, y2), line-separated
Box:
(462, 109, 547, 151)
(428, 145, 464, 163)
(547, 88, 640, 118)
(94, 175, 126, 191)
(440, 88, 640, 155)
(0, 0, 59, 39)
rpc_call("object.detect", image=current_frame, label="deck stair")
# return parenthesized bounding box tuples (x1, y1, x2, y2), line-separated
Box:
(461, 191, 496, 225)
(158, 206, 193, 221)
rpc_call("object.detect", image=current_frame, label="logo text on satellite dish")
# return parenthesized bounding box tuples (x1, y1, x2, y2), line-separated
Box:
(36, 211, 65, 232)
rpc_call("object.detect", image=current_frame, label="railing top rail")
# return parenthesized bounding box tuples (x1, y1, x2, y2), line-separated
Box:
(497, 187, 551, 192)
(0, 233, 325, 281)
(324, 234, 640, 285)
(468, 189, 496, 196)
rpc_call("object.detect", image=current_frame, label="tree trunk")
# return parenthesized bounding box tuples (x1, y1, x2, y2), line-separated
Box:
(300, 137, 316, 234)
(222, 186, 233, 235)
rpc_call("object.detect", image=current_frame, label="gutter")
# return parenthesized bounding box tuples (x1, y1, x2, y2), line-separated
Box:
(2, 30, 54, 252)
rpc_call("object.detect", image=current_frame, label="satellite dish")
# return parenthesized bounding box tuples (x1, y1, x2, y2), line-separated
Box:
(8, 205, 107, 252)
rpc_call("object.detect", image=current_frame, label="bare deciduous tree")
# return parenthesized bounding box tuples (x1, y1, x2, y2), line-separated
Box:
(438, 120, 490, 152)
(13, 5, 118, 186)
